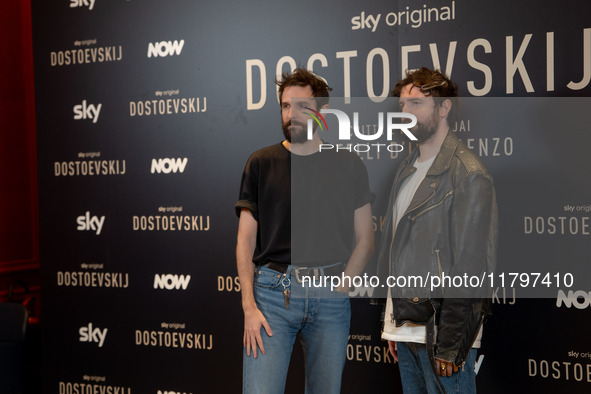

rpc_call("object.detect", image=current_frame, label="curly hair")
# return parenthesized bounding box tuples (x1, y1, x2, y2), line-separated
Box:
(392, 67, 458, 125)
(276, 68, 332, 108)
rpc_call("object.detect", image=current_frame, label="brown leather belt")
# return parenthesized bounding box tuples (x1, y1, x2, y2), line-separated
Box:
(260, 261, 344, 283)
(259, 261, 289, 274)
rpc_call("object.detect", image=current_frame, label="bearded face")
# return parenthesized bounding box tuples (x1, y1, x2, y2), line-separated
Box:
(398, 84, 445, 144)
(410, 106, 439, 143)
(282, 118, 311, 143)
(280, 85, 319, 144)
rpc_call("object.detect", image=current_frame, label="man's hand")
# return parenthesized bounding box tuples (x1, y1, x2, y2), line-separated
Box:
(243, 305, 272, 358)
(334, 284, 351, 294)
(339, 203, 374, 294)
(388, 340, 398, 363)
(436, 358, 459, 377)
(237, 209, 272, 359)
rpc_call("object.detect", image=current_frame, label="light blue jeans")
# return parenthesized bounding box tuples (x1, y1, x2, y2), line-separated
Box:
(397, 342, 477, 394)
(243, 265, 351, 394)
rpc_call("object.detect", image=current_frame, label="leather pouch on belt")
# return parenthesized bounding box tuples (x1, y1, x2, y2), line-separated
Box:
(393, 297, 434, 325)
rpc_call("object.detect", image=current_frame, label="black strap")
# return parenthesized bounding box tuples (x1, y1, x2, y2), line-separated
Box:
(259, 261, 289, 274)
(259, 261, 344, 276)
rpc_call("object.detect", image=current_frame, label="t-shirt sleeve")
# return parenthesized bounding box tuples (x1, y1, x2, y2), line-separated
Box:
(353, 157, 375, 209)
(235, 156, 259, 220)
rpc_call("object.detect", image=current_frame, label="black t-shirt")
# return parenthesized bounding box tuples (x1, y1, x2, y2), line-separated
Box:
(236, 143, 291, 265)
(236, 142, 373, 267)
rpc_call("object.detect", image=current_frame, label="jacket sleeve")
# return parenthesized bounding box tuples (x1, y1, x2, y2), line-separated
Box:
(435, 172, 498, 365)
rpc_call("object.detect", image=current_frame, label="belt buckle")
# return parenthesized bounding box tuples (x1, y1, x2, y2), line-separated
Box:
(294, 267, 321, 284)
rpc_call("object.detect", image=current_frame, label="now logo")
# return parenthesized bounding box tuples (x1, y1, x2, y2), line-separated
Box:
(556, 290, 591, 309)
(157, 391, 192, 394)
(348, 285, 375, 298)
(151, 158, 188, 174)
(147, 40, 185, 58)
(154, 274, 191, 290)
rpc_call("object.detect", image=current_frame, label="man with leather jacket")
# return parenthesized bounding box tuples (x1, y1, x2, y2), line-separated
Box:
(377, 68, 498, 393)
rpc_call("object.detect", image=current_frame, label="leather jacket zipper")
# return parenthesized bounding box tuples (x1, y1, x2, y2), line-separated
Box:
(435, 248, 444, 295)
(405, 191, 435, 220)
(388, 216, 395, 277)
(409, 191, 454, 222)
(458, 316, 486, 369)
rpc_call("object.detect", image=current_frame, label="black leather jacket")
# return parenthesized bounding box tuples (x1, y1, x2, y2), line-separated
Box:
(376, 131, 498, 367)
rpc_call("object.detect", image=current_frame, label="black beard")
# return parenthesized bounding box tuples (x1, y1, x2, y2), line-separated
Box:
(282, 120, 310, 143)
(410, 110, 439, 143)
(412, 123, 437, 143)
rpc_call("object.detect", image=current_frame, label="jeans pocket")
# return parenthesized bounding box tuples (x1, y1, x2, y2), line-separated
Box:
(254, 266, 283, 289)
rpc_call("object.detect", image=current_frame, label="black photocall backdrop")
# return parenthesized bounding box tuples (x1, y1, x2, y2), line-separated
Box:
(32, 0, 591, 393)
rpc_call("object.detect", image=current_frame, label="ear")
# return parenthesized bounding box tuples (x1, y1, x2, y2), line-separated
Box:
(438, 98, 452, 119)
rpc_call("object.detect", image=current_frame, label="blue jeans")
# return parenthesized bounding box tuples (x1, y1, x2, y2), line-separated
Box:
(397, 342, 477, 394)
(243, 265, 351, 394)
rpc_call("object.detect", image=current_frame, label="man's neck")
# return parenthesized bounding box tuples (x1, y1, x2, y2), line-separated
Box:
(417, 125, 449, 162)
(283, 134, 322, 156)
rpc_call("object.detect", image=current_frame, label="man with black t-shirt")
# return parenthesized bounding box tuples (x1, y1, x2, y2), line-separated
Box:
(235, 68, 374, 393)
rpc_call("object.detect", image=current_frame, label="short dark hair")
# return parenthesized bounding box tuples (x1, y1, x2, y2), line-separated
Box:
(392, 67, 458, 124)
(276, 68, 331, 108)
